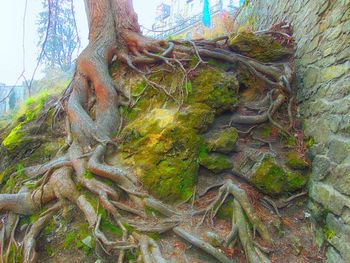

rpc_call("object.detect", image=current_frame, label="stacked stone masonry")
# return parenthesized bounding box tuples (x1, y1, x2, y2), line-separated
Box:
(237, 0, 350, 261)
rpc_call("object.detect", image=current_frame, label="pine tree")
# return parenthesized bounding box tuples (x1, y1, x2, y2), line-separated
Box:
(37, 0, 79, 71)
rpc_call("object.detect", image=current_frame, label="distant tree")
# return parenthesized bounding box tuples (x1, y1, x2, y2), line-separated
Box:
(37, 0, 80, 71)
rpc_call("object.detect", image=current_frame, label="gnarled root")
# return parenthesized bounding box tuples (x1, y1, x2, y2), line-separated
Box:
(230, 93, 285, 125)
(197, 179, 272, 263)
(22, 202, 62, 263)
(0, 17, 297, 262)
(134, 232, 167, 263)
(233, 200, 270, 263)
(173, 226, 235, 263)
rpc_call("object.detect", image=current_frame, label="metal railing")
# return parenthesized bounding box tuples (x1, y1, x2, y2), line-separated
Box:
(152, 3, 222, 39)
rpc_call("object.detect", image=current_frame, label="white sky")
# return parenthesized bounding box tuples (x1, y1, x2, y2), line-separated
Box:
(0, 0, 162, 85)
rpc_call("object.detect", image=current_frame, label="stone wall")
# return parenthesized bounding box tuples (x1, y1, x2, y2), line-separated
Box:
(237, 0, 350, 261)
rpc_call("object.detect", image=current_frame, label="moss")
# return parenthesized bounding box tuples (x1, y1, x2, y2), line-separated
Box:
(251, 156, 307, 195)
(142, 152, 199, 202)
(1, 163, 27, 193)
(126, 249, 138, 261)
(84, 170, 94, 179)
(147, 232, 161, 241)
(280, 132, 296, 147)
(45, 245, 54, 257)
(176, 103, 215, 131)
(30, 213, 40, 223)
(64, 222, 94, 254)
(118, 108, 201, 202)
(115, 65, 238, 202)
(256, 125, 272, 138)
(198, 144, 233, 173)
(199, 153, 233, 173)
(186, 68, 238, 114)
(304, 136, 315, 148)
(2, 91, 49, 151)
(228, 32, 292, 62)
(205, 127, 238, 153)
(100, 218, 123, 237)
(324, 226, 335, 240)
(25, 92, 48, 121)
(124, 222, 135, 234)
(131, 80, 147, 97)
(64, 232, 77, 248)
(286, 171, 307, 191)
(0, 165, 16, 184)
(3, 176, 16, 192)
(206, 59, 230, 71)
(16, 163, 24, 175)
(286, 152, 309, 170)
(145, 205, 165, 217)
(7, 242, 22, 262)
(43, 218, 56, 235)
(216, 199, 234, 221)
(2, 123, 26, 150)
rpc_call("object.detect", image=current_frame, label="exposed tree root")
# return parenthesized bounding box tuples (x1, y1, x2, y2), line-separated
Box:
(22, 202, 62, 263)
(134, 233, 167, 263)
(0, 1, 298, 261)
(199, 180, 271, 244)
(230, 93, 285, 125)
(233, 200, 270, 263)
(173, 226, 235, 263)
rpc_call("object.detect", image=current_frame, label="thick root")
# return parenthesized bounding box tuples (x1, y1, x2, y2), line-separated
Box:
(230, 93, 285, 125)
(233, 200, 270, 263)
(22, 202, 62, 263)
(173, 227, 235, 263)
(196, 179, 272, 263)
(198, 179, 270, 244)
(134, 233, 168, 263)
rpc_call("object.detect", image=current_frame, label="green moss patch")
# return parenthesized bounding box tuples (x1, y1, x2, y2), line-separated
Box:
(251, 156, 307, 195)
(198, 144, 233, 173)
(186, 68, 238, 114)
(64, 223, 94, 255)
(286, 152, 310, 170)
(2, 92, 49, 151)
(228, 32, 293, 62)
(177, 103, 214, 131)
(119, 109, 200, 202)
(116, 66, 238, 202)
(1, 163, 28, 193)
(216, 198, 234, 221)
(205, 127, 238, 153)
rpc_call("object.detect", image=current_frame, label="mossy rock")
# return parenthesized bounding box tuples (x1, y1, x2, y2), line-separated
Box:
(0, 92, 65, 194)
(118, 108, 201, 202)
(251, 156, 307, 195)
(198, 144, 232, 174)
(205, 127, 238, 153)
(286, 151, 310, 170)
(115, 66, 238, 202)
(2, 92, 49, 151)
(186, 68, 238, 114)
(228, 32, 293, 62)
(199, 153, 233, 173)
(177, 103, 215, 131)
